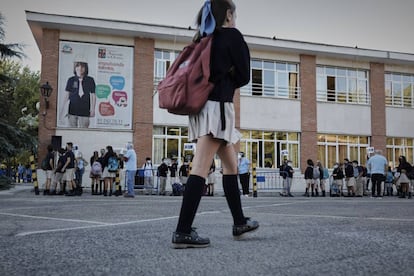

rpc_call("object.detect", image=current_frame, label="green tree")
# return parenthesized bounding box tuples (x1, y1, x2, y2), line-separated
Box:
(0, 60, 40, 131)
(0, 12, 38, 180)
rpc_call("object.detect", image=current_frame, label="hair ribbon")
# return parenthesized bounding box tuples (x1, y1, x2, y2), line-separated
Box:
(199, 0, 216, 36)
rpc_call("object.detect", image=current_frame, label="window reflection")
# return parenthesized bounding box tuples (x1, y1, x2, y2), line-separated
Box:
(317, 134, 370, 168)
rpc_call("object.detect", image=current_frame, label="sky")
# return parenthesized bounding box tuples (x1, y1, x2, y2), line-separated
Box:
(2, 0, 414, 72)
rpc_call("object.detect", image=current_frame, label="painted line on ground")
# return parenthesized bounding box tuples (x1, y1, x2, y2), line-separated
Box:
(0, 212, 111, 225)
(10, 201, 414, 237)
(270, 213, 414, 222)
(14, 215, 180, 237)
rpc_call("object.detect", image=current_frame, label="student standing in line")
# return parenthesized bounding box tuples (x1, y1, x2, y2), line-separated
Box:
(172, 0, 259, 249)
(169, 158, 178, 185)
(89, 151, 101, 195)
(50, 148, 66, 195)
(102, 145, 117, 196)
(62, 142, 78, 196)
(303, 159, 314, 197)
(43, 144, 55, 195)
(206, 160, 216, 196)
(158, 158, 169, 196)
(179, 161, 189, 187)
(142, 157, 154, 195)
(332, 162, 344, 196)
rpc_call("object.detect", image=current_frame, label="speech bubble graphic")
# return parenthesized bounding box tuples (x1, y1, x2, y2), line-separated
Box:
(95, 85, 111, 99)
(112, 91, 128, 107)
(110, 76, 125, 90)
(99, 102, 115, 116)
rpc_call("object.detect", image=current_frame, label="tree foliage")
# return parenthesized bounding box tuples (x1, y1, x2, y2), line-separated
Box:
(0, 119, 36, 160)
(0, 61, 40, 129)
(0, 12, 39, 169)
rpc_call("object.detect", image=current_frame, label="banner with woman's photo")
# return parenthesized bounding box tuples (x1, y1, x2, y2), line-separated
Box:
(57, 41, 133, 129)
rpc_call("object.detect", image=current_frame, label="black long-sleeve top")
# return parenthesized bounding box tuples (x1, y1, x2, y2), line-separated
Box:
(397, 161, 412, 173)
(304, 166, 313, 180)
(208, 28, 250, 103)
(332, 168, 344, 180)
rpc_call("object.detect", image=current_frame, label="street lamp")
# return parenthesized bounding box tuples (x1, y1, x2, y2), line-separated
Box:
(40, 81, 53, 109)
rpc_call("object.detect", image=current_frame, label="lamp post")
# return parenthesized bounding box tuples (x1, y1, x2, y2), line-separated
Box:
(40, 81, 53, 110)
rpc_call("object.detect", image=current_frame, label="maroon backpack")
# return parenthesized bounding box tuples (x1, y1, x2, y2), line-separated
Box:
(157, 35, 214, 115)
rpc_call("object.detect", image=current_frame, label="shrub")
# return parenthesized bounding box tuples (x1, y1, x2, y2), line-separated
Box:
(0, 175, 12, 190)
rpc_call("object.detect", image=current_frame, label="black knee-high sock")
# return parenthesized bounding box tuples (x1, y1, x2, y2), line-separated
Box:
(175, 175, 205, 234)
(223, 175, 246, 226)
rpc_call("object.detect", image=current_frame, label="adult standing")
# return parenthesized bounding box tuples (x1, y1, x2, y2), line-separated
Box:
(284, 160, 294, 197)
(172, 0, 258, 249)
(279, 160, 288, 197)
(123, 143, 137, 198)
(238, 152, 250, 197)
(366, 150, 388, 198)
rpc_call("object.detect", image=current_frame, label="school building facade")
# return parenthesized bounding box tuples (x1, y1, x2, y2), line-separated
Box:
(27, 11, 414, 174)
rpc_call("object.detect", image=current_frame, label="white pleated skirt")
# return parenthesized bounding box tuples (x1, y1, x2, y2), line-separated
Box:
(189, 100, 241, 144)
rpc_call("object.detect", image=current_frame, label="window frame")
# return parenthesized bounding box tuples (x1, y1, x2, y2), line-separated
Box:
(316, 66, 370, 105)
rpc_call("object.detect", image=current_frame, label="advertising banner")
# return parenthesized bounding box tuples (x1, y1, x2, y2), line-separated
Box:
(57, 41, 133, 129)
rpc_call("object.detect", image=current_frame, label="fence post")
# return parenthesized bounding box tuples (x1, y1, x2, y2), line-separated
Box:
(30, 155, 39, 195)
(252, 163, 257, 197)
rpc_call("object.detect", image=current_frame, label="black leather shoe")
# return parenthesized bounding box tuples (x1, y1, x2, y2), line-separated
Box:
(233, 218, 259, 240)
(172, 228, 210, 249)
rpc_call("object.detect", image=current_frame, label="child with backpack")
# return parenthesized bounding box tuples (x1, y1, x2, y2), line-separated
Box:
(89, 151, 102, 195)
(102, 145, 118, 196)
(385, 166, 394, 196)
(332, 162, 344, 197)
(316, 160, 328, 197)
(303, 159, 314, 197)
(171, 0, 258, 249)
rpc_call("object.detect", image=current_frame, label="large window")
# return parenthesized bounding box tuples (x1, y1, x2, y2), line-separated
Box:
(317, 135, 370, 168)
(153, 126, 188, 165)
(240, 130, 300, 168)
(385, 73, 414, 108)
(317, 66, 369, 104)
(241, 59, 300, 99)
(386, 137, 414, 168)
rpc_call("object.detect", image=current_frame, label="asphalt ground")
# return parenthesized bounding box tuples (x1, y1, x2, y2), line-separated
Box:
(0, 184, 413, 276)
